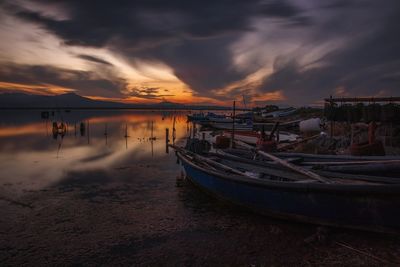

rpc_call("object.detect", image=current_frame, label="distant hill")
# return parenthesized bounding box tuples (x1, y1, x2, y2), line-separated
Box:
(0, 92, 233, 110)
(0, 92, 126, 108)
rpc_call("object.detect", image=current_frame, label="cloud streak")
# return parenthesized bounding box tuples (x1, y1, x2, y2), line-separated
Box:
(77, 54, 113, 66)
(6, 0, 308, 97)
(0, 63, 127, 97)
(0, 0, 399, 105)
(128, 86, 175, 100)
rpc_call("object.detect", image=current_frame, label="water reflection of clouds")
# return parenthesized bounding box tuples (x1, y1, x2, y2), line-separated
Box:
(0, 110, 190, 192)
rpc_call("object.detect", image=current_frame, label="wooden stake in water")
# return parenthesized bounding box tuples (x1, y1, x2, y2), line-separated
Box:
(166, 128, 169, 154)
(104, 123, 108, 145)
(124, 123, 129, 149)
(150, 121, 154, 140)
(172, 116, 176, 144)
(46, 119, 49, 137)
(231, 100, 236, 148)
(87, 120, 90, 144)
(329, 95, 334, 138)
(151, 121, 154, 156)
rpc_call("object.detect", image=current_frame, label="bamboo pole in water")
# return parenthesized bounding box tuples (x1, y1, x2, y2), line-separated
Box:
(87, 120, 90, 144)
(166, 128, 169, 154)
(231, 100, 236, 148)
(104, 123, 108, 145)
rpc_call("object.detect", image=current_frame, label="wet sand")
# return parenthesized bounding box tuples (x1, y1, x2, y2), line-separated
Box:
(1, 155, 400, 266)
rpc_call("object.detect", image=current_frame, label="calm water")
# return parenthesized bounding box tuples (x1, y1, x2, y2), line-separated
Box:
(0, 110, 189, 194)
(1, 110, 398, 265)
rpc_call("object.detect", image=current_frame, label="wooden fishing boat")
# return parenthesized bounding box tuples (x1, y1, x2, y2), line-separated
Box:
(174, 146, 400, 234)
(208, 121, 253, 131)
(223, 130, 298, 144)
(187, 112, 227, 123)
(187, 113, 208, 122)
(221, 148, 400, 177)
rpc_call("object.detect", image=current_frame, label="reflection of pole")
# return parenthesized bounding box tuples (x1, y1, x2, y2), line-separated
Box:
(151, 121, 154, 157)
(231, 100, 236, 148)
(87, 120, 90, 144)
(104, 123, 108, 145)
(74, 123, 77, 137)
(124, 124, 128, 137)
(124, 123, 129, 149)
(151, 137, 154, 157)
(166, 128, 169, 154)
(330, 95, 334, 138)
(172, 116, 176, 144)
(151, 121, 154, 140)
(45, 119, 48, 137)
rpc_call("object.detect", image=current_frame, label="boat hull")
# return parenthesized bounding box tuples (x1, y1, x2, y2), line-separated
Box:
(223, 131, 298, 144)
(209, 122, 253, 131)
(178, 153, 400, 234)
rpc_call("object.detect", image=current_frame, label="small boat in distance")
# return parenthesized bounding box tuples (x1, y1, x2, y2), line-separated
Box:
(208, 121, 253, 131)
(187, 112, 226, 122)
(262, 107, 297, 118)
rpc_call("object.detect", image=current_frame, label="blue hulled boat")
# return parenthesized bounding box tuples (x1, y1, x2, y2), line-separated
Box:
(174, 147, 400, 234)
(187, 112, 227, 124)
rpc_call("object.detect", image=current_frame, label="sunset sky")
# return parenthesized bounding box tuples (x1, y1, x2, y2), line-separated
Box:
(0, 0, 399, 106)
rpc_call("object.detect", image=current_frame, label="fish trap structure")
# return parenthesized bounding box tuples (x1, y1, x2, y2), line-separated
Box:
(324, 96, 400, 155)
(324, 96, 400, 123)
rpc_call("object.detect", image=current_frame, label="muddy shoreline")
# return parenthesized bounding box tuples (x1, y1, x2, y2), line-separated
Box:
(1, 160, 399, 266)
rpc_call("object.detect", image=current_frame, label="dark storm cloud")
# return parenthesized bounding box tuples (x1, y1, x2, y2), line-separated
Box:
(260, 0, 400, 105)
(12, 0, 305, 47)
(0, 63, 126, 97)
(3, 0, 399, 104)
(135, 36, 245, 92)
(7, 0, 307, 94)
(77, 55, 113, 66)
(129, 86, 174, 99)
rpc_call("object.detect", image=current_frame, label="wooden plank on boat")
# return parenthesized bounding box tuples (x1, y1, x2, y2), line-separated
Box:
(302, 159, 400, 166)
(275, 152, 400, 161)
(214, 150, 400, 184)
(171, 145, 255, 178)
(234, 140, 335, 184)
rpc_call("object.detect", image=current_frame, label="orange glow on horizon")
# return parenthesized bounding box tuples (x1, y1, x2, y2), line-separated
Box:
(0, 82, 74, 95)
(87, 94, 227, 106)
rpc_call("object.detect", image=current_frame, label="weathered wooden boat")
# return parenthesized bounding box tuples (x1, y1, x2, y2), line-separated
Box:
(223, 130, 298, 144)
(221, 148, 400, 177)
(208, 121, 253, 131)
(208, 117, 240, 123)
(187, 112, 208, 122)
(187, 112, 227, 123)
(174, 145, 400, 234)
